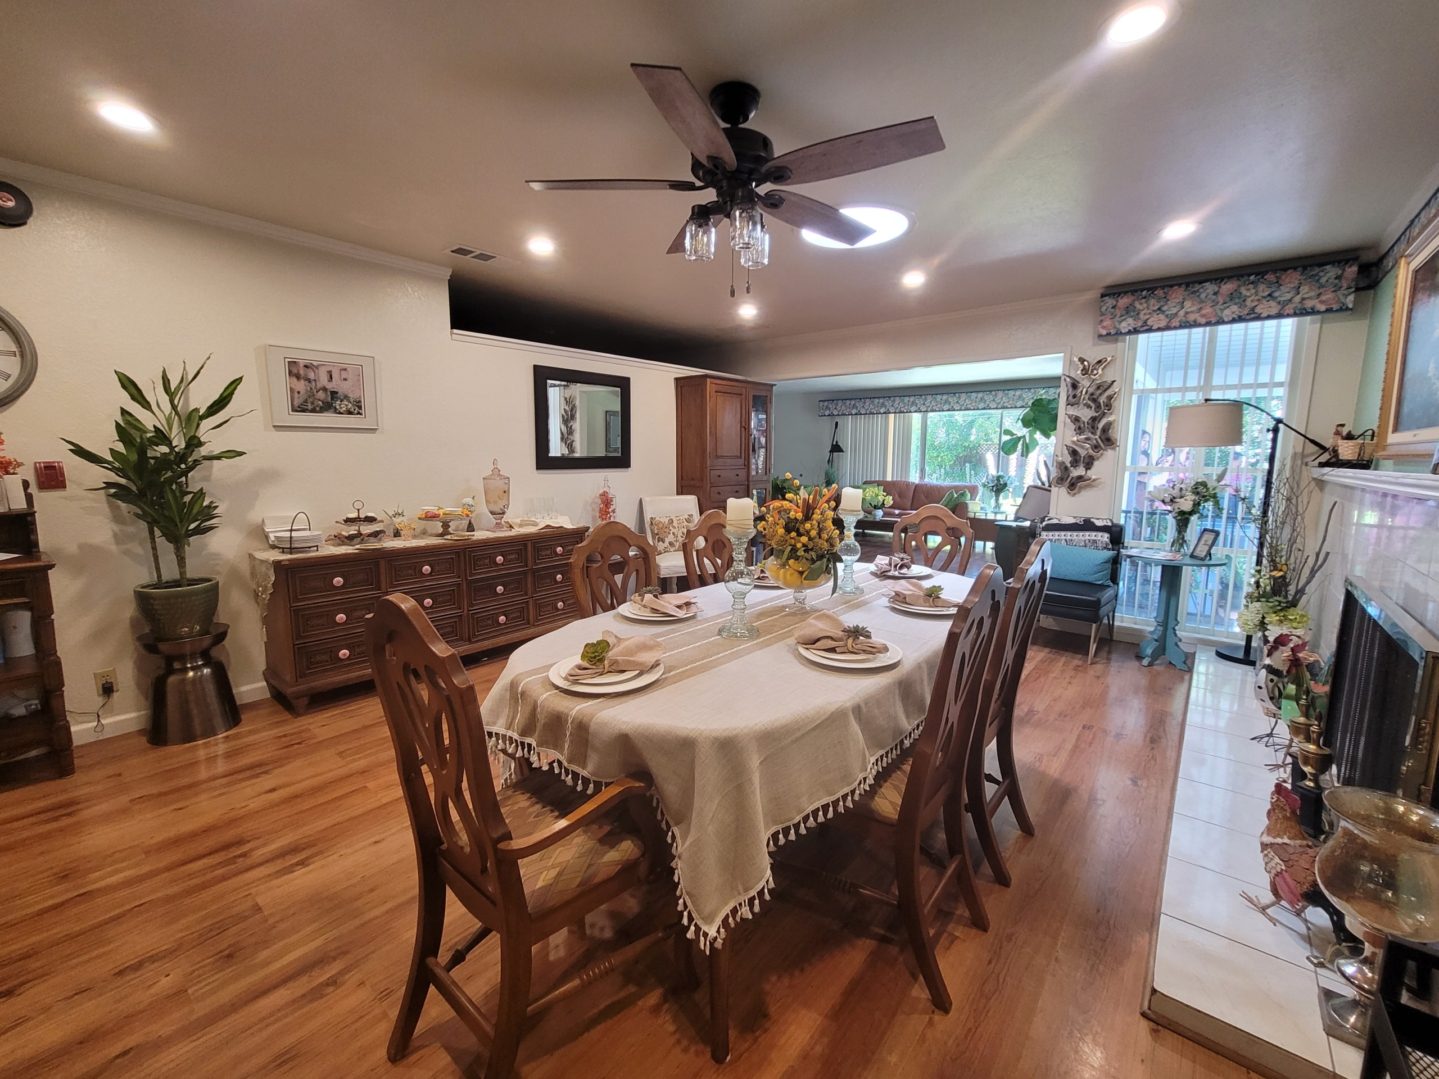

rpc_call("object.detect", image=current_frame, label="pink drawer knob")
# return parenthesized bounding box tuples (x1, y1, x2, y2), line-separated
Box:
(421, 564, 432, 575)
(555, 545, 564, 555)
(338, 648, 351, 660)
(496, 555, 505, 564)
(556, 601, 565, 611)
(555, 573, 563, 583)
(332, 576, 345, 587)
(335, 613, 347, 624)
(422, 598, 433, 609)
(496, 585, 505, 594)
(498, 615, 508, 625)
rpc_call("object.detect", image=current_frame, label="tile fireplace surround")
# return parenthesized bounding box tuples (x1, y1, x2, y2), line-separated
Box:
(1147, 467, 1439, 1078)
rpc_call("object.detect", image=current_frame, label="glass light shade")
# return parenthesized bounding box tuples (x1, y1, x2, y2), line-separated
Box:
(730, 205, 762, 251)
(683, 217, 716, 262)
(1165, 401, 1243, 448)
(739, 226, 770, 269)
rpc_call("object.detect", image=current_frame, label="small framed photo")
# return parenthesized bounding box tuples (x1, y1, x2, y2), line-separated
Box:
(265, 345, 378, 430)
(1189, 527, 1220, 560)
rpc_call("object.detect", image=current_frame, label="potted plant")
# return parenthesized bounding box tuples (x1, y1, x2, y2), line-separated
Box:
(64, 360, 245, 641)
(860, 484, 892, 519)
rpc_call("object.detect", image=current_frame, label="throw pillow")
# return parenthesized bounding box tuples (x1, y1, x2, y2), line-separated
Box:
(939, 490, 964, 512)
(649, 513, 697, 555)
(1048, 544, 1115, 585)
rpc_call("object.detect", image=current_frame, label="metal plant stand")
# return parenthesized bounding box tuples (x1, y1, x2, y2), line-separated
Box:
(139, 622, 241, 746)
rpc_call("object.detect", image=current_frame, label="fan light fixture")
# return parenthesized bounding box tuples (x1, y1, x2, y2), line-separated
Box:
(802, 207, 911, 249)
(683, 213, 717, 262)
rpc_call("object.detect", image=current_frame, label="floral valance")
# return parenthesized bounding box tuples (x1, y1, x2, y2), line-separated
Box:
(1097, 258, 1357, 337)
(817, 385, 1057, 418)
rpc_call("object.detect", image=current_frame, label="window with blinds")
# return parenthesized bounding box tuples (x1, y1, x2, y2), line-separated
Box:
(1116, 318, 1305, 638)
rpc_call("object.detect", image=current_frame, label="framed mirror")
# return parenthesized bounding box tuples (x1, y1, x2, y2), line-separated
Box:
(533, 365, 631, 469)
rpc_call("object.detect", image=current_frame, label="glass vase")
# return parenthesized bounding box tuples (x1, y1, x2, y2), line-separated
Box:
(718, 525, 759, 640)
(1169, 515, 1190, 553)
(837, 513, 862, 595)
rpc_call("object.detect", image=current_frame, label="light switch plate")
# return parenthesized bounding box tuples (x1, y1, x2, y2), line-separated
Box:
(33, 461, 65, 491)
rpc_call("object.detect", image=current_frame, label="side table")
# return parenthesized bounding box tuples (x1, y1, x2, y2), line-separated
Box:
(138, 622, 242, 746)
(1122, 551, 1229, 672)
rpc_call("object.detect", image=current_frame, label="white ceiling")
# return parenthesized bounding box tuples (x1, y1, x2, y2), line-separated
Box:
(3, 1, 1438, 357)
(776, 355, 1064, 395)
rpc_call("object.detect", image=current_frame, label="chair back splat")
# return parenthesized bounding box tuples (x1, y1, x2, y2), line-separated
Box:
(892, 503, 975, 574)
(570, 521, 660, 616)
(682, 510, 735, 588)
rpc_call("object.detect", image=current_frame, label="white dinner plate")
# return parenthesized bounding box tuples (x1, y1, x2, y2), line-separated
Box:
(888, 599, 960, 617)
(797, 643, 902, 671)
(547, 660, 665, 695)
(619, 604, 700, 622)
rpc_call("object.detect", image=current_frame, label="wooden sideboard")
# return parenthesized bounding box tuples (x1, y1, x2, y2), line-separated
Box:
(259, 526, 587, 713)
(675, 374, 774, 511)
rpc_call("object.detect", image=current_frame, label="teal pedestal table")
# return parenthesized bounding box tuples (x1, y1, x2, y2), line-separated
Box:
(1122, 552, 1229, 672)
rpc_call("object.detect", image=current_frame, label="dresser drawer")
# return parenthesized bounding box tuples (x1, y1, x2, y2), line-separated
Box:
(468, 572, 529, 609)
(389, 580, 462, 616)
(469, 602, 530, 639)
(709, 485, 746, 504)
(293, 596, 378, 642)
(292, 560, 381, 601)
(534, 593, 579, 624)
(295, 633, 368, 678)
(532, 563, 573, 595)
(428, 612, 464, 644)
(709, 468, 746, 486)
(386, 550, 460, 587)
(533, 534, 581, 565)
(466, 543, 528, 576)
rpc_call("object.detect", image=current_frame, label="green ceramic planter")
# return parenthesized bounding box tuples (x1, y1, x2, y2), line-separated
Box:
(135, 578, 219, 641)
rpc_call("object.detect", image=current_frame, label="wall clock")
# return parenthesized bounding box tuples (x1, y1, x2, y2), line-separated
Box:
(0, 305, 38, 407)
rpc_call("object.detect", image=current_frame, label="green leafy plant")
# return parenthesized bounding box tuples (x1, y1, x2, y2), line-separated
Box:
(64, 359, 246, 585)
(1000, 395, 1060, 457)
(860, 484, 892, 511)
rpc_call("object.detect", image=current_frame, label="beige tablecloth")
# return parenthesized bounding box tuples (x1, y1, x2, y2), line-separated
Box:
(480, 566, 977, 950)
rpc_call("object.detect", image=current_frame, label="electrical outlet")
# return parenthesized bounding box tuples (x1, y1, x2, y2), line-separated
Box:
(93, 668, 117, 696)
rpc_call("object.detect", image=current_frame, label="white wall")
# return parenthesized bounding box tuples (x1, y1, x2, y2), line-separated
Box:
(0, 180, 699, 741)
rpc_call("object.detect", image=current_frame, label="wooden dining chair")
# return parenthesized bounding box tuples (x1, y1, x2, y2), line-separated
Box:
(965, 538, 1051, 889)
(681, 509, 734, 588)
(569, 521, 660, 616)
(367, 594, 686, 1078)
(892, 503, 975, 574)
(792, 565, 1005, 1013)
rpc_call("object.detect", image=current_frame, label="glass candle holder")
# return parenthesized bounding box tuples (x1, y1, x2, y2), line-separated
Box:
(838, 512, 863, 595)
(719, 523, 759, 640)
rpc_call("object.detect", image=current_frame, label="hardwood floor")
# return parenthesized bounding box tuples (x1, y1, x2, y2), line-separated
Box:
(0, 628, 1262, 1078)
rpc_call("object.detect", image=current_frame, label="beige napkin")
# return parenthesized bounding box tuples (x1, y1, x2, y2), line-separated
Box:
(565, 631, 664, 681)
(872, 554, 914, 578)
(629, 592, 700, 617)
(794, 612, 888, 655)
(888, 583, 959, 609)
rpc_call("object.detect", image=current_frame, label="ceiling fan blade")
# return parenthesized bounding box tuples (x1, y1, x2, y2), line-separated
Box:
(762, 191, 875, 246)
(631, 64, 737, 171)
(527, 178, 702, 192)
(767, 117, 945, 185)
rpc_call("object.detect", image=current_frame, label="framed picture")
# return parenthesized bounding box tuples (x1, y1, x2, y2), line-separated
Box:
(1189, 527, 1220, 561)
(1379, 219, 1439, 458)
(265, 345, 378, 430)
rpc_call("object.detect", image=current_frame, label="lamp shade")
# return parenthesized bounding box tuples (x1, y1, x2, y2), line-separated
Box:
(1165, 402, 1243, 448)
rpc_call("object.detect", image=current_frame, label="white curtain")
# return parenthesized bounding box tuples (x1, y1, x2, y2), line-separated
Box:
(891, 413, 915, 480)
(842, 414, 890, 485)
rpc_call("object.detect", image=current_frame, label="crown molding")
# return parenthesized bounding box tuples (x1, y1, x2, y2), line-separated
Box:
(449, 329, 713, 375)
(0, 157, 452, 280)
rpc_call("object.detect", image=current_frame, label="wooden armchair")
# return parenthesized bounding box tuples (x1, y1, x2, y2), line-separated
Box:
(892, 503, 975, 575)
(367, 594, 688, 1078)
(569, 521, 660, 616)
(966, 538, 1051, 889)
(788, 566, 1005, 1012)
(681, 510, 734, 588)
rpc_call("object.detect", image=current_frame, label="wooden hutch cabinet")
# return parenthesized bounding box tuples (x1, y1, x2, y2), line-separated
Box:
(675, 375, 774, 511)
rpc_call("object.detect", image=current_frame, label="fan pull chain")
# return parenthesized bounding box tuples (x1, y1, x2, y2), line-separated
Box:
(745, 265, 752, 295)
(729, 248, 736, 299)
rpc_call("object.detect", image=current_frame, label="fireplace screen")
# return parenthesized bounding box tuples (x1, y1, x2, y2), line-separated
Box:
(1327, 578, 1439, 806)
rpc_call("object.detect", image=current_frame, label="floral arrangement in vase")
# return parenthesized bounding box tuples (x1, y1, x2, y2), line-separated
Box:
(757, 482, 842, 609)
(980, 473, 1012, 511)
(1147, 472, 1224, 552)
(596, 476, 616, 523)
(860, 483, 892, 518)
(0, 433, 21, 477)
(1237, 464, 1334, 642)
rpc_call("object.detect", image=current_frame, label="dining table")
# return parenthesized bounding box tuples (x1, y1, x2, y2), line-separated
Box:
(479, 561, 979, 1061)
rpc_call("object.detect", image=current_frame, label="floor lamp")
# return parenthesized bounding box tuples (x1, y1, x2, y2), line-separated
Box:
(826, 421, 844, 480)
(1164, 399, 1330, 666)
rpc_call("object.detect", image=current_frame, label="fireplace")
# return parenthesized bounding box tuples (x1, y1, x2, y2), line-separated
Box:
(1327, 577, 1439, 806)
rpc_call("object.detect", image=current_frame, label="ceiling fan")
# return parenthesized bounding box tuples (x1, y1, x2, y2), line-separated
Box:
(527, 64, 945, 280)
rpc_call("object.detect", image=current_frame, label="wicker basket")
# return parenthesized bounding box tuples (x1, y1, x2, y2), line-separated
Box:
(1334, 439, 1375, 462)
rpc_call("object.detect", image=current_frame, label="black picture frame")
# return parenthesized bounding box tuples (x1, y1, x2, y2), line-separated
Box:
(1190, 527, 1220, 560)
(532, 365, 631, 470)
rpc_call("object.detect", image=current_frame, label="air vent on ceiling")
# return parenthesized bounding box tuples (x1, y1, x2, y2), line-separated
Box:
(448, 245, 498, 262)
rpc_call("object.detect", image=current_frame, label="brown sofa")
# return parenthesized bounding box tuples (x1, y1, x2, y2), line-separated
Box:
(861, 480, 981, 522)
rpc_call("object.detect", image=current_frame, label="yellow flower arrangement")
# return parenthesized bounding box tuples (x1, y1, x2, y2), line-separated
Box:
(757, 482, 842, 592)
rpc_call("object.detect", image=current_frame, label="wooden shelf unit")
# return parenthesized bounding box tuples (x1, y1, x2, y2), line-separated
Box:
(674, 375, 774, 512)
(0, 479, 73, 787)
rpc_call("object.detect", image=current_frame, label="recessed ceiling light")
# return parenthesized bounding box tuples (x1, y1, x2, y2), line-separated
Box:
(801, 206, 910, 249)
(900, 269, 927, 289)
(1105, 3, 1169, 46)
(95, 100, 157, 134)
(1159, 218, 1198, 241)
(736, 302, 759, 320)
(526, 235, 556, 257)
